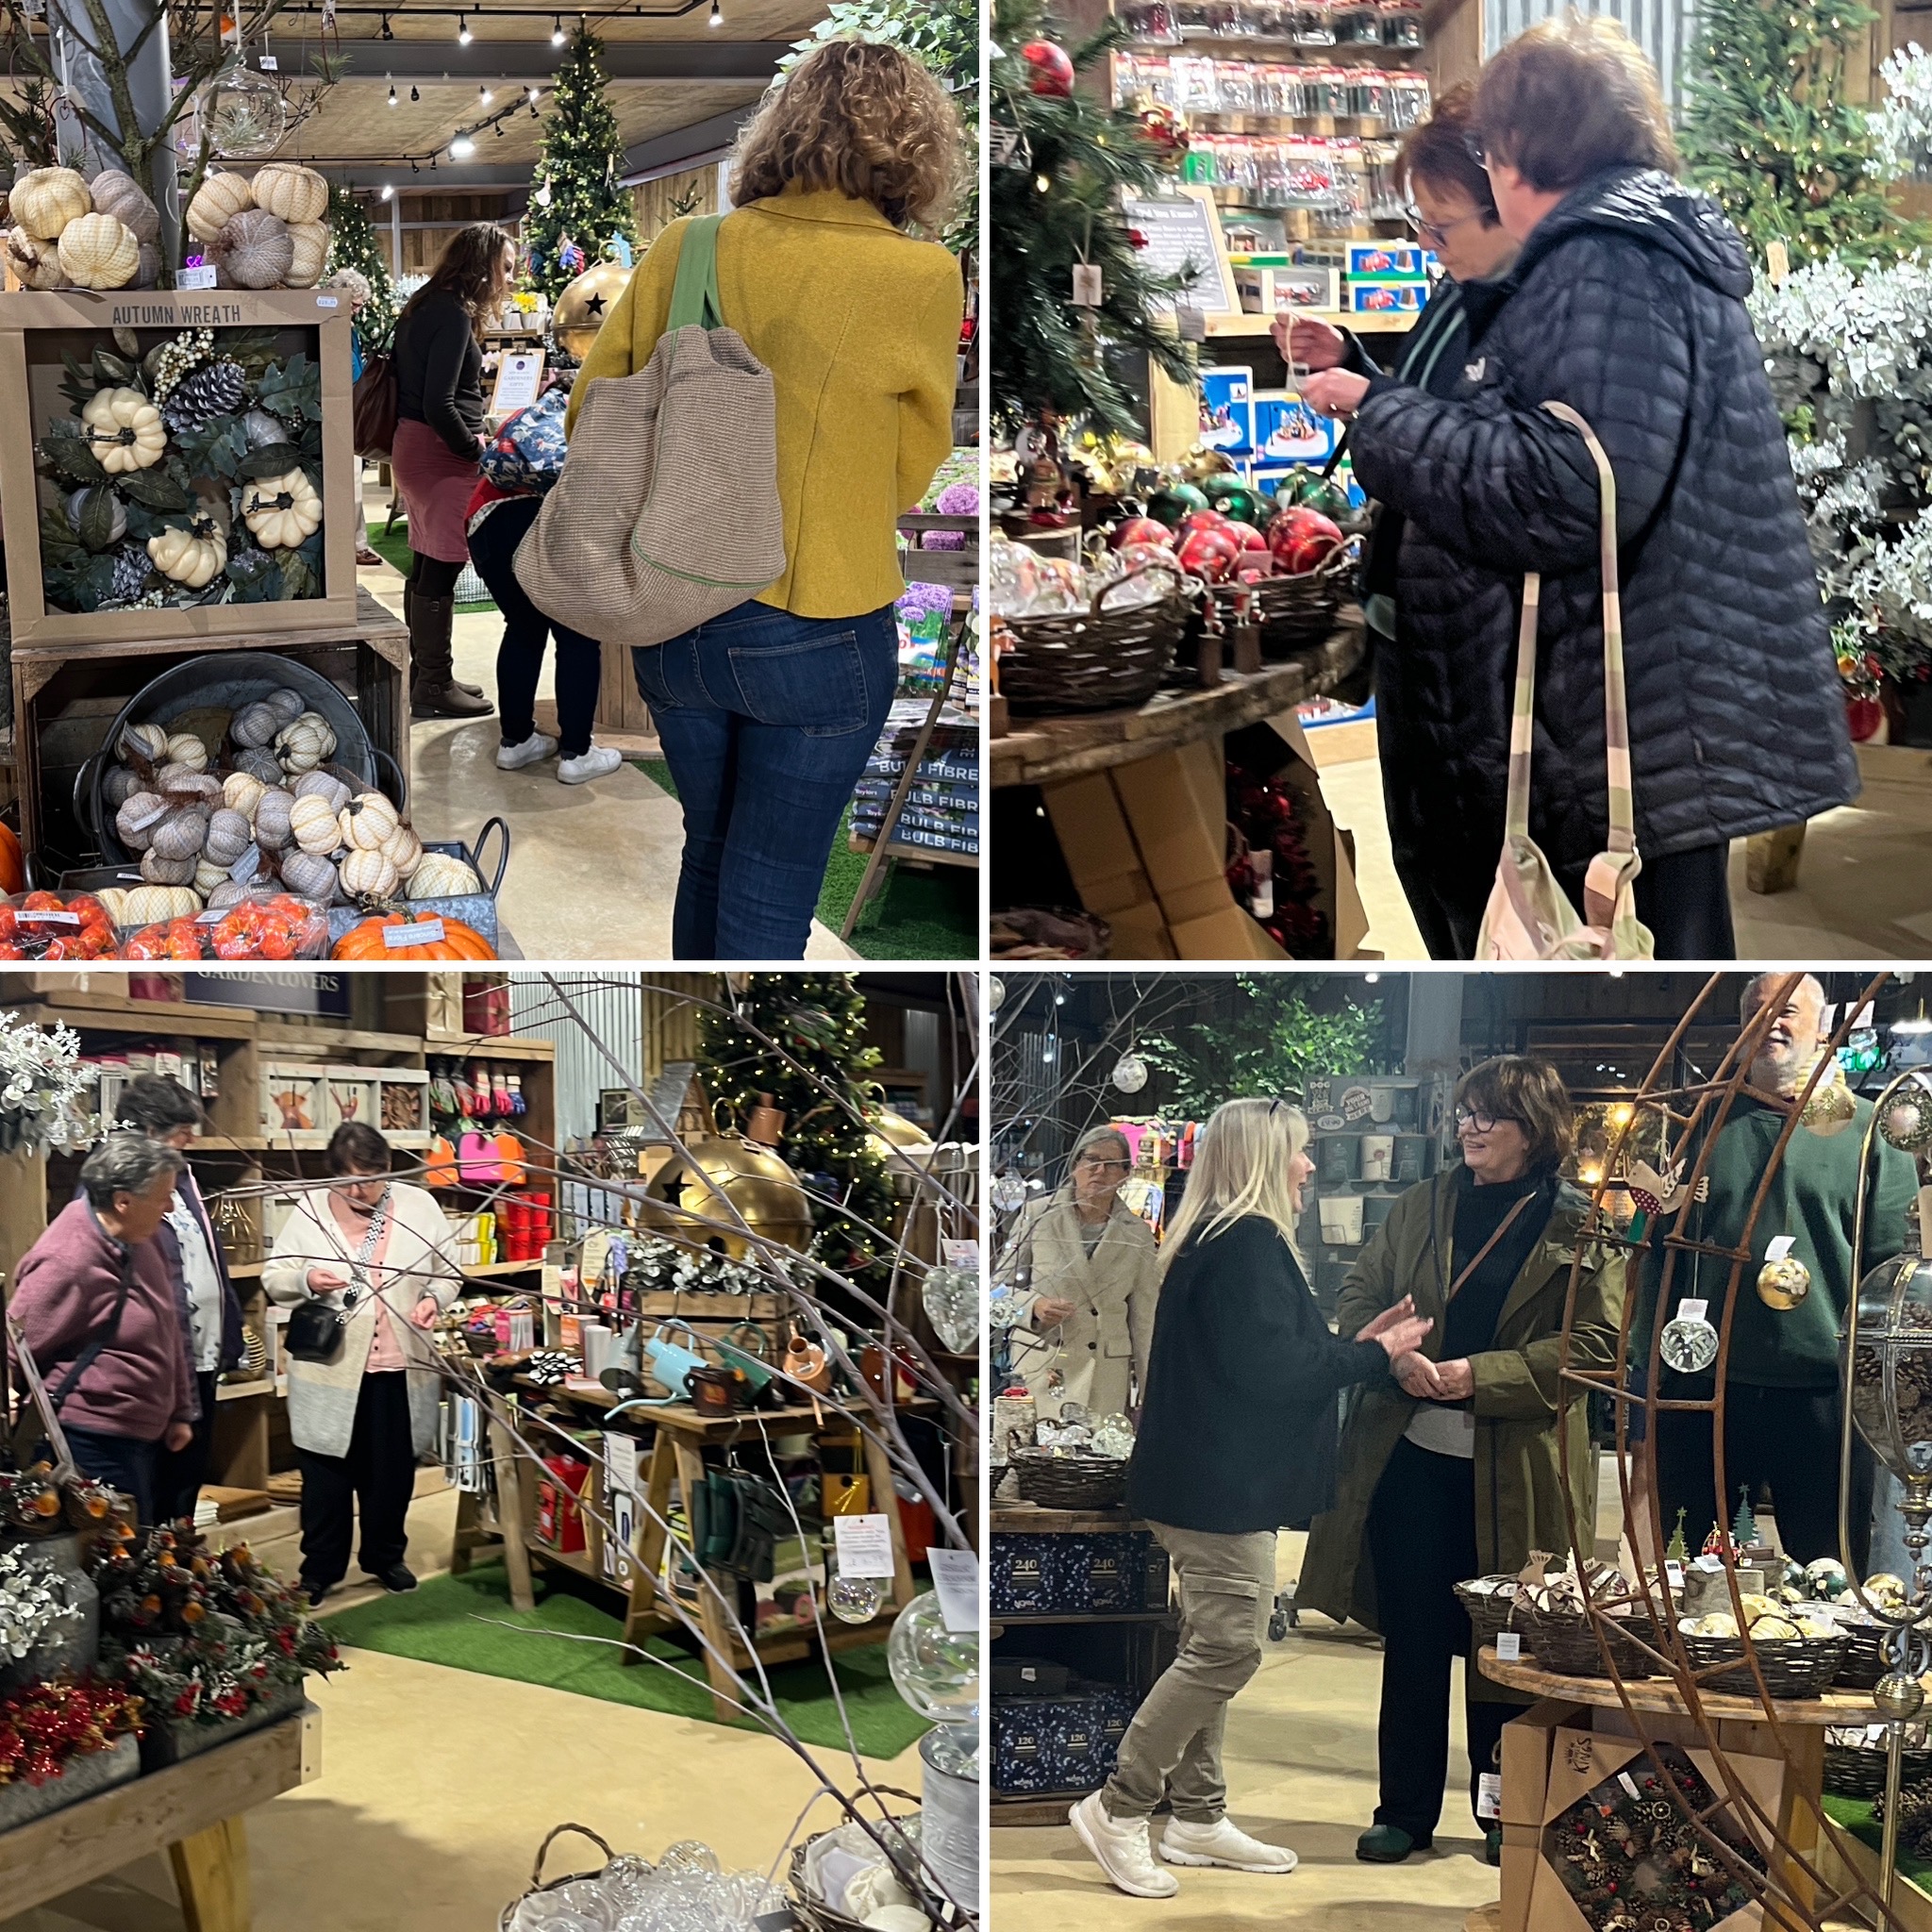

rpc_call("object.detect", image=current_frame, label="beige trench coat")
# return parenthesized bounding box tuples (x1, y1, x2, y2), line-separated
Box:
(997, 1192, 1160, 1418)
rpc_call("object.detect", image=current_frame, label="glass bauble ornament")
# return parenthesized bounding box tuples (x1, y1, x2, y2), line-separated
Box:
(988, 975, 1006, 1013)
(1111, 1051, 1149, 1094)
(1757, 1256, 1811, 1310)
(922, 1264, 979, 1355)
(202, 68, 291, 158)
(1798, 1063, 1857, 1136)
(828, 1571, 887, 1624)
(888, 1589, 979, 1729)
(991, 1172, 1027, 1213)
(1660, 1309, 1718, 1374)
(1851, 1253, 1932, 1482)
(1804, 1556, 1848, 1599)
(1879, 1077, 1932, 1156)
(1090, 1412, 1136, 1458)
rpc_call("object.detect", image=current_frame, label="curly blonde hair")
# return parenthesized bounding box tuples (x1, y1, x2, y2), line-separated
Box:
(729, 39, 959, 234)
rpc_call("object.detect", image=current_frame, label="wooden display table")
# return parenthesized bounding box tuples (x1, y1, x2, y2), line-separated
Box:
(461, 1390, 925, 1723)
(990, 621, 1365, 790)
(0, 1706, 319, 1930)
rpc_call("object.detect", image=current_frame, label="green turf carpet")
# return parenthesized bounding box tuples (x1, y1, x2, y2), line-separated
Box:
(367, 517, 495, 614)
(1823, 1791, 1932, 1882)
(324, 1561, 930, 1757)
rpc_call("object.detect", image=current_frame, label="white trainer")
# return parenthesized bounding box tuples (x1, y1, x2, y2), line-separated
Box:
(1068, 1791, 1179, 1898)
(558, 744, 625, 785)
(496, 732, 557, 771)
(1160, 1815, 1298, 1873)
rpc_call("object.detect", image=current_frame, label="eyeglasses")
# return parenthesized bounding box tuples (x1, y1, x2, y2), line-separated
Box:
(1403, 203, 1488, 249)
(1455, 1108, 1521, 1133)
(1077, 1156, 1131, 1174)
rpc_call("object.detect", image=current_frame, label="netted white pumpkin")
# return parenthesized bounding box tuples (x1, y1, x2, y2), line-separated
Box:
(155, 767, 221, 805)
(84, 389, 167, 474)
(251, 162, 328, 225)
(4, 229, 69, 290)
(222, 772, 268, 820)
(119, 721, 169, 765)
(10, 166, 91, 239)
(210, 208, 291, 290)
(57, 211, 139, 290)
(192, 858, 231, 897)
(92, 888, 131, 926)
(291, 769, 350, 812)
(204, 808, 254, 867)
(284, 221, 329, 290)
(381, 823, 425, 879)
(185, 171, 254, 243)
(103, 766, 142, 811)
(241, 467, 321, 548)
(338, 791, 400, 851)
(231, 700, 281, 748)
(164, 732, 209, 773)
(341, 847, 400, 899)
(277, 848, 340, 902)
(275, 713, 335, 773)
(115, 790, 171, 852)
(121, 885, 200, 925)
(232, 747, 282, 787)
(263, 687, 307, 727)
(149, 808, 209, 863)
(406, 852, 483, 899)
(289, 792, 341, 855)
(253, 788, 296, 850)
(140, 848, 197, 886)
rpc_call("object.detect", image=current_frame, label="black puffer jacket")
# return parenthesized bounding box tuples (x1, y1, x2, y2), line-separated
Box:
(1350, 167, 1856, 914)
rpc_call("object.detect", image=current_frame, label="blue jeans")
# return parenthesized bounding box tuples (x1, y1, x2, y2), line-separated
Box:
(632, 598, 897, 958)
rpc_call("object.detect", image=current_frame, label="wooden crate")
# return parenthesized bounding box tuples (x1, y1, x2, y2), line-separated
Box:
(10, 588, 406, 873)
(0, 290, 358, 649)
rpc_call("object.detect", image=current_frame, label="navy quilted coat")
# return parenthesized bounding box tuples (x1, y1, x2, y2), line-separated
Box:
(1349, 167, 1856, 914)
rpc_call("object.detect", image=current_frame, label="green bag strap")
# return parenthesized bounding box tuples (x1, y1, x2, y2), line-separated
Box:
(665, 214, 724, 332)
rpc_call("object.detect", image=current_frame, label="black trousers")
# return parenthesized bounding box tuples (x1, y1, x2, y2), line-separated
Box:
(63, 1426, 159, 1526)
(296, 1372, 417, 1590)
(1366, 1436, 1516, 1841)
(1654, 1382, 1873, 1570)
(154, 1370, 219, 1524)
(1401, 840, 1735, 962)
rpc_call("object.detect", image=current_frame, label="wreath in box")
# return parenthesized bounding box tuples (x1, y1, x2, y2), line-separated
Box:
(35, 325, 325, 615)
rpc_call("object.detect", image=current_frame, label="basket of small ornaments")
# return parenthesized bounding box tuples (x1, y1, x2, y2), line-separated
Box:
(1516, 1553, 1661, 1680)
(1009, 1405, 1135, 1512)
(1453, 1572, 1534, 1650)
(790, 1800, 970, 1932)
(1677, 1586, 1846, 1698)
(499, 1825, 790, 1931)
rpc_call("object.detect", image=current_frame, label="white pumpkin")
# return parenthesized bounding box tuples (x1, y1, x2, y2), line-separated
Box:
(250, 162, 328, 225)
(242, 467, 322, 549)
(120, 721, 169, 764)
(88, 170, 160, 245)
(381, 823, 425, 879)
(148, 524, 226, 589)
(11, 166, 91, 239)
(289, 792, 341, 855)
(164, 732, 208, 774)
(285, 221, 330, 290)
(231, 700, 281, 747)
(57, 211, 139, 289)
(277, 848, 340, 902)
(122, 884, 201, 925)
(291, 769, 350, 811)
(4, 229, 68, 289)
(341, 847, 400, 899)
(193, 858, 231, 897)
(92, 888, 131, 926)
(275, 713, 335, 773)
(82, 388, 167, 474)
(406, 853, 482, 899)
(223, 772, 268, 820)
(185, 170, 254, 243)
(338, 791, 400, 851)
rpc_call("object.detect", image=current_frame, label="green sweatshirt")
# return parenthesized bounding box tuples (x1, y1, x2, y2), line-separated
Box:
(1635, 1094, 1918, 1390)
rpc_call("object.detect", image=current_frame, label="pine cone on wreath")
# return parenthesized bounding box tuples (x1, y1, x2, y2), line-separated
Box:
(1881, 1777, 1932, 1859)
(161, 358, 248, 433)
(108, 541, 155, 603)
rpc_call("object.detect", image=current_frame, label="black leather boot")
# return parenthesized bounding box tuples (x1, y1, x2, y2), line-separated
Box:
(404, 575, 485, 699)
(409, 593, 493, 719)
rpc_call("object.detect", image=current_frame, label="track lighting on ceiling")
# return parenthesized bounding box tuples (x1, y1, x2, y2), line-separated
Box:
(379, 10, 392, 34)
(708, 0, 722, 24)
(380, 183, 394, 200)
(550, 12, 563, 43)
(409, 83, 420, 100)
(387, 76, 397, 105)
(457, 11, 471, 42)
(452, 134, 475, 157)
(527, 85, 540, 102)
(479, 84, 491, 103)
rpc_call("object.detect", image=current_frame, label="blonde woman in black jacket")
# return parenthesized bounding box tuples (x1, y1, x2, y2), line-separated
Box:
(1068, 1097, 1432, 1901)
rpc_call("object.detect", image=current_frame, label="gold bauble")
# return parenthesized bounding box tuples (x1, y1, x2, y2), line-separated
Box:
(866, 1104, 937, 1173)
(640, 1128, 813, 1260)
(1797, 1064, 1857, 1137)
(1177, 443, 1238, 483)
(553, 261, 633, 360)
(1757, 1255, 1811, 1310)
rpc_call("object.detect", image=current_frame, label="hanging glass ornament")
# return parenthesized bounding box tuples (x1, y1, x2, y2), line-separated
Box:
(1879, 1075, 1932, 1156)
(922, 1264, 979, 1355)
(991, 1171, 1027, 1213)
(827, 1569, 886, 1624)
(1111, 1051, 1149, 1094)
(1757, 1254, 1811, 1311)
(1797, 1059, 1857, 1137)
(988, 975, 1006, 1014)
(1660, 1298, 1719, 1374)
(202, 66, 290, 158)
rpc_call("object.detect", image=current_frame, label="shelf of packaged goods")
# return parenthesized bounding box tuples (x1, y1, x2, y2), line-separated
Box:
(991, 1505, 1143, 1535)
(1127, 34, 1428, 68)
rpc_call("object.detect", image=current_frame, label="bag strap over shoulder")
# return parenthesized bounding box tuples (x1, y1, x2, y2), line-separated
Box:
(665, 214, 724, 333)
(1503, 400, 1635, 929)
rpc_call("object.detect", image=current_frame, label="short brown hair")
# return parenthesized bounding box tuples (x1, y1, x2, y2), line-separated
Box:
(730, 39, 960, 234)
(1456, 1057, 1574, 1169)
(1397, 84, 1498, 225)
(1474, 14, 1677, 192)
(325, 1122, 391, 1176)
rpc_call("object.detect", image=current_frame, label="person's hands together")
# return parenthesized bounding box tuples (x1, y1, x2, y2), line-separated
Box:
(164, 1422, 193, 1452)
(1302, 370, 1371, 420)
(1433, 1357, 1475, 1401)
(1355, 1295, 1419, 1343)
(1032, 1296, 1076, 1328)
(1393, 1351, 1444, 1399)
(1274, 315, 1346, 371)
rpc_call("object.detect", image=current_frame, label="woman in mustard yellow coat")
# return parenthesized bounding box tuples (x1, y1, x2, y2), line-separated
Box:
(565, 40, 963, 959)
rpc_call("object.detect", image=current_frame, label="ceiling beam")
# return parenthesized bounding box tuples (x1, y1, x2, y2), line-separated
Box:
(616, 103, 754, 178)
(264, 36, 785, 82)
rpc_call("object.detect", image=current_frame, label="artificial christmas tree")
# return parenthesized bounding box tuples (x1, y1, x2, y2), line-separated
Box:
(699, 976, 898, 1303)
(524, 28, 642, 301)
(990, 0, 1196, 439)
(325, 184, 399, 347)
(1679, 0, 1924, 269)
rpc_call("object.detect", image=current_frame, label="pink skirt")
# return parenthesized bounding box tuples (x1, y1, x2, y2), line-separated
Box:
(391, 417, 481, 564)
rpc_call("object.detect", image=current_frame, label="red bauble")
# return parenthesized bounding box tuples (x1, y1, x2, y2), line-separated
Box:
(1177, 508, 1230, 538)
(1176, 525, 1241, 581)
(1224, 520, 1268, 551)
(1846, 694, 1885, 742)
(1111, 515, 1174, 551)
(1266, 507, 1344, 575)
(1138, 104, 1187, 152)
(1022, 40, 1075, 96)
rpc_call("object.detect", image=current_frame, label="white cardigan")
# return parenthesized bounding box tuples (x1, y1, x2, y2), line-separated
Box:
(262, 1181, 461, 1459)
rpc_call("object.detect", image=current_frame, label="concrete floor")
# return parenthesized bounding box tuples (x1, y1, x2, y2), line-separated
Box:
(360, 548, 858, 961)
(10, 1479, 915, 1931)
(1309, 733, 1932, 962)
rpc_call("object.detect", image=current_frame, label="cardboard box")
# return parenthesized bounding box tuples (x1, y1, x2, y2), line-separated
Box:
(1347, 280, 1423, 314)
(259, 1062, 325, 1143)
(1041, 769, 1176, 959)
(322, 1066, 378, 1136)
(1348, 242, 1428, 278)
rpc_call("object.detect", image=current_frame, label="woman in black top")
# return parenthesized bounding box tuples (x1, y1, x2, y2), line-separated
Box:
(1298, 1057, 1624, 1869)
(1069, 1097, 1431, 1901)
(390, 224, 515, 720)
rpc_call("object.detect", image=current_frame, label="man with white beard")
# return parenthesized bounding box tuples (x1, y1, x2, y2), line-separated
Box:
(1641, 973, 1917, 1568)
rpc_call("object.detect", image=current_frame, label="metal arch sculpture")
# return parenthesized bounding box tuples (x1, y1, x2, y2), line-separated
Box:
(1533, 969, 1906, 1932)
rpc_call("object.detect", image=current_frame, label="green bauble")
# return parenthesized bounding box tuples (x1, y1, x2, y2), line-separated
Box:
(1146, 482, 1209, 528)
(1200, 475, 1264, 525)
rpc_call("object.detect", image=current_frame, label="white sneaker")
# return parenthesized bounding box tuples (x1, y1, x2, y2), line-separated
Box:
(1068, 1790, 1179, 1898)
(1160, 1815, 1298, 1873)
(557, 744, 625, 785)
(496, 732, 557, 770)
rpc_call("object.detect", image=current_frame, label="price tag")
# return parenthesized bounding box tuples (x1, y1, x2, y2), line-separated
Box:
(231, 844, 262, 885)
(1175, 305, 1208, 343)
(384, 919, 444, 949)
(1618, 1771, 1641, 1802)
(258, 52, 278, 68)
(1665, 1560, 1685, 1590)
(196, 908, 226, 925)
(18, 909, 79, 925)
(1694, 1553, 1724, 1573)
(1679, 1298, 1707, 1324)
(926, 1546, 980, 1633)
(1766, 1235, 1797, 1262)
(179, 264, 218, 290)
(1495, 1630, 1522, 1662)
(832, 1513, 896, 1580)
(125, 805, 168, 832)
(315, 295, 339, 308)
(1766, 239, 1790, 286)
(1072, 263, 1103, 306)
(942, 1239, 980, 1269)
(1477, 1773, 1502, 1821)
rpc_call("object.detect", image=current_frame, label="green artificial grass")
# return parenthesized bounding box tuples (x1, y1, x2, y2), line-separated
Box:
(1823, 1791, 1932, 1883)
(634, 758, 678, 799)
(367, 516, 495, 614)
(324, 1560, 930, 1757)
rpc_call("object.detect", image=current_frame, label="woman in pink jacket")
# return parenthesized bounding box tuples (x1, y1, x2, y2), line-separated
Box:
(8, 1131, 197, 1524)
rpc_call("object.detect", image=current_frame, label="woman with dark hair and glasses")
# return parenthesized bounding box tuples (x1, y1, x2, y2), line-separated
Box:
(996, 1126, 1160, 1423)
(1300, 1057, 1624, 1868)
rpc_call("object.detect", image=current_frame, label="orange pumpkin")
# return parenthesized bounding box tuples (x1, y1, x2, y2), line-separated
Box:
(331, 912, 495, 961)
(0, 820, 23, 896)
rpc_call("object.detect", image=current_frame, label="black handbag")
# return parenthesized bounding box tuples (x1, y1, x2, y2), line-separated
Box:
(284, 1190, 392, 1365)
